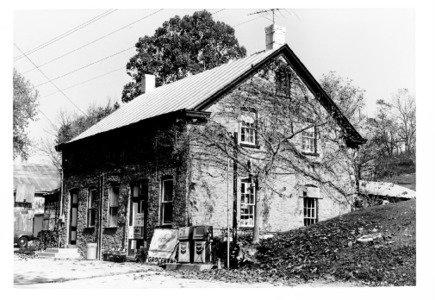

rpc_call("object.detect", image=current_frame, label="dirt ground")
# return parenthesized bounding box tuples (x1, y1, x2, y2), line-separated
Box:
(14, 256, 276, 288)
(14, 255, 360, 288)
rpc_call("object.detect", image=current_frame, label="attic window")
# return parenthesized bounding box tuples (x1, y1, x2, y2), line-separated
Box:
(276, 66, 292, 97)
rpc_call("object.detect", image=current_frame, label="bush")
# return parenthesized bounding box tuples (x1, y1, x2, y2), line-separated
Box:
(102, 249, 127, 263)
(36, 230, 59, 250)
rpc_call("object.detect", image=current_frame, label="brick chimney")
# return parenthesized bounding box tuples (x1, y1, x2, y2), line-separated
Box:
(265, 24, 286, 50)
(140, 74, 156, 93)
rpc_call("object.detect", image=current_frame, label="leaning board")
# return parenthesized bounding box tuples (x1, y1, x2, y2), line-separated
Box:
(147, 228, 178, 264)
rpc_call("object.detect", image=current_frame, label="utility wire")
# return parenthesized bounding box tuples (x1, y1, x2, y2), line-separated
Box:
(37, 107, 58, 132)
(14, 43, 87, 116)
(22, 9, 164, 74)
(35, 46, 134, 88)
(235, 15, 263, 27)
(40, 66, 124, 99)
(14, 9, 117, 62)
(212, 9, 226, 15)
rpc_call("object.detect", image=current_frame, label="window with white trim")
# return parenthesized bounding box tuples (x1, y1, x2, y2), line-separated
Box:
(239, 112, 257, 146)
(161, 177, 174, 225)
(302, 126, 317, 154)
(303, 197, 318, 226)
(107, 185, 119, 228)
(240, 178, 255, 227)
(87, 189, 97, 227)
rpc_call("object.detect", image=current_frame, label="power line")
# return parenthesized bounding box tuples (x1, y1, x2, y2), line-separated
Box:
(37, 107, 58, 132)
(14, 43, 87, 116)
(235, 15, 263, 27)
(212, 9, 226, 15)
(14, 9, 117, 62)
(40, 66, 125, 99)
(35, 46, 134, 88)
(22, 9, 164, 74)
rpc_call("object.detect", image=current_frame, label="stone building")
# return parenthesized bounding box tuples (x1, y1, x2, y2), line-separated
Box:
(55, 25, 365, 258)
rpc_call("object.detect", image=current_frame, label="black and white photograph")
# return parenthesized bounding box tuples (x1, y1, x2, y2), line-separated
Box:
(3, 0, 435, 297)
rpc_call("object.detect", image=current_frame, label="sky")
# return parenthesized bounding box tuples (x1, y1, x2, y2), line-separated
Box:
(13, 8, 415, 164)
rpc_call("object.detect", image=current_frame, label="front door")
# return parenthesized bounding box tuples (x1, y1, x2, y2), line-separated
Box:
(127, 181, 148, 256)
(69, 191, 79, 245)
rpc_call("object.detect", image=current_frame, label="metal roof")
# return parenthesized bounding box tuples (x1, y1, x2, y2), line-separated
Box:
(13, 164, 60, 194)
(62, 44, 365, 147)
(68, 48, 278, 144)
(359, 180, 416, 199)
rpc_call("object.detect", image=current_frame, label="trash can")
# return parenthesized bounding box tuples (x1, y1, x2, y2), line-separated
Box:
(178, 227, 193, 263)
(86, 242, 97, 260)
(192, 225, 213, 263)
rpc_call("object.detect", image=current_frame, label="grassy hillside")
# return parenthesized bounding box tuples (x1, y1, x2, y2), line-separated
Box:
(171, 200, 415, 286)
(252, 200, 415, 285)
(385, 173, 416, 191)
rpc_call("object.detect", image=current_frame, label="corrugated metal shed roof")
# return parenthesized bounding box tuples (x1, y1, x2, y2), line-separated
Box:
(13, 164, 60, 194)
(69, 48, 277, 144)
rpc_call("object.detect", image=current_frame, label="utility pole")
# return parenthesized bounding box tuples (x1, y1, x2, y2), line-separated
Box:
(226, 157, 231, 268)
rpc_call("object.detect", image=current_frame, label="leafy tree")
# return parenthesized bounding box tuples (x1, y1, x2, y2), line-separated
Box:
(38, 101, 118, 170)
(56, 101, 117, 145)
(13, 69, 39, 160)
(122, 10, 246, 102)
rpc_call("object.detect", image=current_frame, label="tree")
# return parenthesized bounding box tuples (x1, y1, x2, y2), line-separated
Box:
(122, 10, 247, 102)
(392, 89, 415, 155)
(37, 100, 118, 170)
(56, 101, 117, 145)
(13, 69, 39, 160)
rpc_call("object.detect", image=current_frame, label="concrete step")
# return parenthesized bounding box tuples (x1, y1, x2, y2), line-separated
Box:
(37, 247, 81, 260)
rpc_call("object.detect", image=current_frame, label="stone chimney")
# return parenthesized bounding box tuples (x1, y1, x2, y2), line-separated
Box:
(265, 24, 286, 50)
(140, 74, 156, 93)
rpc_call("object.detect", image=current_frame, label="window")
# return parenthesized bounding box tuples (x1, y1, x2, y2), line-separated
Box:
(107, 185, 120, 228)
(239, 112, 257, 146)
(276, 66, 292, 97)
(240, 178, 255, 227)
(87, 189, 97, 227)
(302, 126, 317, 154)
(303, 197, 318, 226)
(161, 177, 174, 225)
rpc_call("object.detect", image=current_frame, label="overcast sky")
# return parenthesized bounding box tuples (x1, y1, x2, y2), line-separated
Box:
(13, 8, 414, 163)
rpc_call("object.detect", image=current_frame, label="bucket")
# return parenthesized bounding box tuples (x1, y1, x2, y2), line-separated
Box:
(86, 243, 97, 260)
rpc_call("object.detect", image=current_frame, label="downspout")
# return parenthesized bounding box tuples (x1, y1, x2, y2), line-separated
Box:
(59, 165, 64, 248)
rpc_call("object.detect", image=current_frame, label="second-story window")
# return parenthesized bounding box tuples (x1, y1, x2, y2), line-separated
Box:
(302, 126, 317, 154)
(239, 111, 257, 146)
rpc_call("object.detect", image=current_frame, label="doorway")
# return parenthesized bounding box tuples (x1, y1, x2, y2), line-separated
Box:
(127, 180, 148, 256)
(69, 190, 79, 245)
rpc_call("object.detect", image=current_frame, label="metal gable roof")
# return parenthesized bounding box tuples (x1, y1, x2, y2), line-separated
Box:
(61, 43, 365, 148)
(68, 48, 278, 144)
